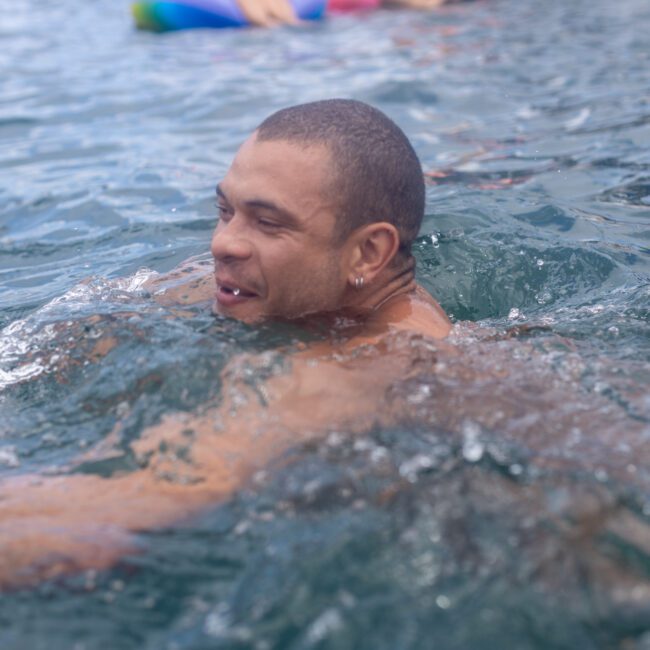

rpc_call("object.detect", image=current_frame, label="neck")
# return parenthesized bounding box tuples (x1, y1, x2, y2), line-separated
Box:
(349, 256, 417, 315)
(276, 258, 418, 336)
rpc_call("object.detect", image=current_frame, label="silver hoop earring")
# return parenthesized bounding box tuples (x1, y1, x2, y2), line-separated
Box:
(355, 276, 364, 290)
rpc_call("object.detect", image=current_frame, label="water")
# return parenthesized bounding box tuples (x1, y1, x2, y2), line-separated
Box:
(1, 0, 650, 647)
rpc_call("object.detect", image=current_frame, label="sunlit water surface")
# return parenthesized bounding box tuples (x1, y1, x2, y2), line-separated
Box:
(1, 0, 650, 647)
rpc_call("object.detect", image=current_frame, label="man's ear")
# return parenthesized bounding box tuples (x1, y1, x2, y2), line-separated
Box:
(346, 222, 400, 287)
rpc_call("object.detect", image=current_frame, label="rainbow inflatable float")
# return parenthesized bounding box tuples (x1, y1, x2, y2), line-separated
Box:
(132, 0, 379, 31)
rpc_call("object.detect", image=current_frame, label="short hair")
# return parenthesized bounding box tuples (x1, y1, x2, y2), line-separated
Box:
(256, 99, 425, 257)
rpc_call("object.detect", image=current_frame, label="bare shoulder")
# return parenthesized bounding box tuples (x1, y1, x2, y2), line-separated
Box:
(406, 285, 452, 338)
(143, 255, 215, 306)
(368, 285, 452, 341)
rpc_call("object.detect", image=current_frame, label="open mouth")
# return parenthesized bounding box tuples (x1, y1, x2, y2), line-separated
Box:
(216, 281, 258, 307)
(219, 284, 256, 297)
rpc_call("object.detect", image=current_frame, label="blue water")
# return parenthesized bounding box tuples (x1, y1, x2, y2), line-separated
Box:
(1, 0, 650, 647)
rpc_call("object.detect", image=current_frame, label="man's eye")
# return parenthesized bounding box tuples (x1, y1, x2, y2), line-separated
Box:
(258, 218, 281, 230)
(216, 204, 232, 219)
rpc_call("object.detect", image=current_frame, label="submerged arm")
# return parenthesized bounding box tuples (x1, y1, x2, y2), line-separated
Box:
(0, 345, 401, 589)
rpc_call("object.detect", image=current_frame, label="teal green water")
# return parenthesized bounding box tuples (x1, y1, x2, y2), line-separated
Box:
(1, 0, 650, 648)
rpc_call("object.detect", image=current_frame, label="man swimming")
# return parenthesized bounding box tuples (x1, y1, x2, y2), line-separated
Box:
(149, 99, 450, 336)
(0, 99, 452, 588)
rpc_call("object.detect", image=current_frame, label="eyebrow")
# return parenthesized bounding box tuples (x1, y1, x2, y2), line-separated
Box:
(216, 184, 301, 228)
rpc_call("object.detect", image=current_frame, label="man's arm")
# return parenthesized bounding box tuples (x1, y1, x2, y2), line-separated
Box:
(0, 343, 402, 589)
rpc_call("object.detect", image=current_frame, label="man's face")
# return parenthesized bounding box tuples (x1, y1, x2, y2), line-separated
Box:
(211, 135, 348, 322)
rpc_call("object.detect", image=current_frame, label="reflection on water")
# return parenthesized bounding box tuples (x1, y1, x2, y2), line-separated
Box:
(1, 0, 650, 647)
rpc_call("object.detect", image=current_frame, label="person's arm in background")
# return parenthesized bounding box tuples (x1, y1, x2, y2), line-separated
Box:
(231, 0, 466, 27)
(236, 0, 299, 26)
(381, 0, 463, 9)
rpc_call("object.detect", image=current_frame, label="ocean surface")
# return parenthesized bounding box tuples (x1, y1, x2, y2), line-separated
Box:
(1, 0, 650, 647)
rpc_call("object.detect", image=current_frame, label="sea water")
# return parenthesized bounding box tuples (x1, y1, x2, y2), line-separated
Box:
(1, 0, 649, 647)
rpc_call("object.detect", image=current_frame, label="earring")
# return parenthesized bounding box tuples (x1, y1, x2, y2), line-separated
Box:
(355, 276, 364, 290)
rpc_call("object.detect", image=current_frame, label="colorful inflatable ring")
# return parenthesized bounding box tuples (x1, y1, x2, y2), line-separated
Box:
(132, 0, 327, 31)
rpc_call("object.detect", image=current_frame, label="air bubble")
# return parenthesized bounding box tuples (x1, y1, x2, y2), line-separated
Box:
(595, 468, 608, 482)
(462, 420, 484, 463)
(436, 595, 451, 609)
(399, 453, 435, 482)
(407, 384, 431, 404)
(509, 463, 523, 476)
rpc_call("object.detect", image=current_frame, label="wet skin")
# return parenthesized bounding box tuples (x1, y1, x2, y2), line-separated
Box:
(211, 135, 351, 322)
(148, 134, 451, 337)
(210, 134, 450, 335)
(0, 136, 451, 588)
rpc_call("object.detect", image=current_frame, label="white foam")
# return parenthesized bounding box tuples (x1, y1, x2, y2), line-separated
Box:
(0, 269, 157, 391)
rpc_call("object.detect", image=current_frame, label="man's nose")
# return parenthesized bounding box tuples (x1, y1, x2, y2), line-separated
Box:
(211, 216, 253, 262)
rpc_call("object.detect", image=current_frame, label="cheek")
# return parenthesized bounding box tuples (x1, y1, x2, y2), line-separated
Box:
(278, 251, 342, 310)
(268, 254, 310, 297)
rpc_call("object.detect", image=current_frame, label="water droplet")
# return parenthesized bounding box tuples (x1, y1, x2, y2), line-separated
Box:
(595, 468, 608, 482)
(399, 453, 435, 482)
(430, 233, 440, 248)
(509, 463, 523, 476)
(0, 446, 19, 468)
(370, 446, 389, 464)
(536, 259, 545, 268)
(204, 603, 232, 638)
(436, 595, 451, 609)
(234, 520, 251, 535)
(407, 383, 431, 404)
(462, 420, 484, 463)
(306, 608, 344, 644)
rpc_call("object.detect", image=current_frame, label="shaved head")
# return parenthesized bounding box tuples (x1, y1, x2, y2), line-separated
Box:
(256, 99, 425, 257)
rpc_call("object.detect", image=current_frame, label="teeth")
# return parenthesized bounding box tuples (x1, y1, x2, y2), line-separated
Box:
(232, 288, 240, 296)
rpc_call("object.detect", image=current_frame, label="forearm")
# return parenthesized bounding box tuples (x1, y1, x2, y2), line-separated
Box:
(0, 466, 232, 589)
(0, 402, 295, 589)
(0, 515, 136, 590)
(0, 344, 404, 589)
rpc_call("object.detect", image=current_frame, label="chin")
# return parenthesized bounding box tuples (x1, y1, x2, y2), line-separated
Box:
(212, 300, 264, 324)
